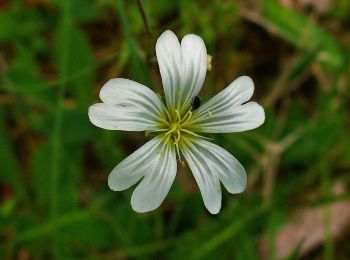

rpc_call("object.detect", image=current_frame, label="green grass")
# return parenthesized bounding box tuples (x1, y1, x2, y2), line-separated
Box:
(1, 0, 350, 259)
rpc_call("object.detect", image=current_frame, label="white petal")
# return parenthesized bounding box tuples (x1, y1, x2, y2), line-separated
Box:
(131, 140, 177, 213)
(190, 76, 265, 133)
(99, 78, 166, 117)
(88, 78, 167, 131)
(108, 137, 162, 191)
(156, 30, 207, 111)
(181, 138, 247, 214)
(88, 103, 161, 131)
(108, 136, 177, 213)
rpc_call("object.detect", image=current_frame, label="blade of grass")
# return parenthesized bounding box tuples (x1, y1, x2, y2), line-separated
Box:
(136, 0, 152, 38)
(105, 0, 152, 86)
(49, 0, 73, 257)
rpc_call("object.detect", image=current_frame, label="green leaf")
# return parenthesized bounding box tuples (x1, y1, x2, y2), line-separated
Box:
(32, 143, 51, 207)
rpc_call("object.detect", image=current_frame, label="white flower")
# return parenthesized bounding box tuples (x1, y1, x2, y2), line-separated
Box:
(88, 30, 265, 214)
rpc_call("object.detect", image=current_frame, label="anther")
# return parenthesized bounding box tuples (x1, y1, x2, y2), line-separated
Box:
(156, 92, 162, 99)
(180, 160, 186, 168)
(207, 55, 212, 71)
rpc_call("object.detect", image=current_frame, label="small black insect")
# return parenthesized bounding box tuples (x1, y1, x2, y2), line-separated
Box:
(191, 96, 201, 110)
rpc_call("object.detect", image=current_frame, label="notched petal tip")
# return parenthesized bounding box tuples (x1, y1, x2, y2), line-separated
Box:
(249, 102, 266, 129)
(156, 30, 178, 46)
(131, 196, 157, 213)
(228, 174, 247, 194)
(207, 203, 221, 215)
(162, 29, 176, 36)
(258, 104, 266, 125)
(87, 103, 122, 131)
(236, 76, 265, 130)
(87, 104, 95, 118)
(237, 75, 254, 87)
(234, 75, 255, 98)
(88, 104, 105, 128)
(99, 78, 122, 101)
(181, 33, 205, 45)
(107, 173, 122, 191)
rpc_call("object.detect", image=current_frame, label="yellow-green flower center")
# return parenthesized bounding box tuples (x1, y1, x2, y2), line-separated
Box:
(164, 109, 192, 145)
(152, 107, 210, 162)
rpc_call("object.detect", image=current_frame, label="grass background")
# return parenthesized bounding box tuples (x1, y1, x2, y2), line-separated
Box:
(1, 0, 350, 259)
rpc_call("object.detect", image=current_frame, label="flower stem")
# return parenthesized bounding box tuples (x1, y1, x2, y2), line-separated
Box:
(136, 0, 152, 38)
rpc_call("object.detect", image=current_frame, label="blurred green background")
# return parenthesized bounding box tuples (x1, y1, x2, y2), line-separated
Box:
(1, 0, 350, 259)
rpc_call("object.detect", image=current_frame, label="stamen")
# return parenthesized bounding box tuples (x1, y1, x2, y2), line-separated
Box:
(150, 128, 168, 132)
(175, 142, 182, 162)
(181, 111, 192, 126)
(182, 104, 193, 116)
(174, 129, 181, 144)
(174, 109, 181, 123)
(181, 129, 213, 141)
(165, 109, 171, 122)
(207, 55, 212, 71)
(158, 117, 169, 125)
(165, 128, 176, 136)
(147, 129, 169, 138)
(180, 160, 185, 168)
